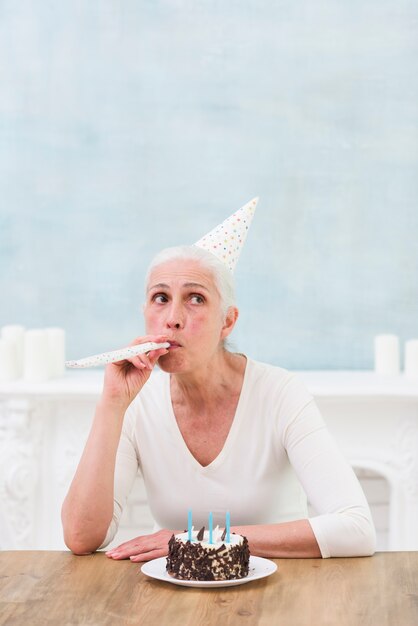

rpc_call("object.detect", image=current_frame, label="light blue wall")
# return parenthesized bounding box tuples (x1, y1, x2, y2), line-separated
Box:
(1, 1, 417, 369)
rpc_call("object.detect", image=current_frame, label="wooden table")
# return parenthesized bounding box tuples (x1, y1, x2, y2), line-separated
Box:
(1, 551, 417, 625)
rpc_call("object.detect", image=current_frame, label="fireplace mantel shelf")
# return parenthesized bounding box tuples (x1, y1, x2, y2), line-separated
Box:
(1, 369, 417, 398)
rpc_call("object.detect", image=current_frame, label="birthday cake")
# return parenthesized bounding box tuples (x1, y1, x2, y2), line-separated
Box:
(166, 526, 250, 581)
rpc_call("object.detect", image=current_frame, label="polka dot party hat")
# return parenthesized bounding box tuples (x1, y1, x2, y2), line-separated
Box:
(194, 197, 258, 273)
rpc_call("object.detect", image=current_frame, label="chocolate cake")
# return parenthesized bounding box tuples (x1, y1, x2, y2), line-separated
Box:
(166, 527, 250, 581)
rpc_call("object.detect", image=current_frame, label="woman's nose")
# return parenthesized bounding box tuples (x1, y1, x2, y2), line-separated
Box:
(167, 318, 183, 330)
(166, 304, 184, 330)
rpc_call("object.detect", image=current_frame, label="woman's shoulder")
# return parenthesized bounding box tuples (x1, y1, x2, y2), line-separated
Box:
(244, 356, 313, 403)
(244, 357, 318, 436)
(245, 356, 295, 385)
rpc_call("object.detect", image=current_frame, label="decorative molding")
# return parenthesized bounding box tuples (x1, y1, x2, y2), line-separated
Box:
(0, 399, 46, 547)
(54, 402, 92, 491)
(391, 419, 418, 499)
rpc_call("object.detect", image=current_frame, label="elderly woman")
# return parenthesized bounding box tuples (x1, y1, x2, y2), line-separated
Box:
(62, 203, 376, 561)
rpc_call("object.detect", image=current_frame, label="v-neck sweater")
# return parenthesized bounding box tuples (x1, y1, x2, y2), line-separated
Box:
(102, 358, 376, 557)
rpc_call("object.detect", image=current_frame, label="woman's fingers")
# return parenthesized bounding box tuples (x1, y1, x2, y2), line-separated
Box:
(105, 537, 145, 559)
(105, 530, 173, 560)
(129, 548, 168, 563)
(125, 348, 168, 371)
(102, 337, 170, 404)
(148, 347, 169, 363)
(128, 335, 171, 349)
(121, 341, 169, 371)
(123, 355, 149, 370)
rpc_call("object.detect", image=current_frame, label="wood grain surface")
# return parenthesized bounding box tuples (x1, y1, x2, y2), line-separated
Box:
(1, 551, 417, 625)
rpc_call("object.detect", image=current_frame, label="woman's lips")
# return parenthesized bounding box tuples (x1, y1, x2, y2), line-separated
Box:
(167, 342, 181, 349)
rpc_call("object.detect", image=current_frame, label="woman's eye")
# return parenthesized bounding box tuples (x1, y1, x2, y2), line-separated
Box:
(190, 294, 204, 304)
(153, 294, 168, 304)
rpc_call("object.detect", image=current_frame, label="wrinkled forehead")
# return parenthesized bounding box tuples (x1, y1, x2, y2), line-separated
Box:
(146, 258, 218, 293)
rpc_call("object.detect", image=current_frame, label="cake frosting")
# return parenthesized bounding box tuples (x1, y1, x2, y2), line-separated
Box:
(166, 526, 250, 581)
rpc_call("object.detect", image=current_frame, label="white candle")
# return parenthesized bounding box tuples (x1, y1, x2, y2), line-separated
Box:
(0, 338, 19, 382)
(1, 324, 25, 377)
(404, 340, 418, 379)
(374, 334, 400, 375)
(46, 327, 66, 377)
(23, 329, 50, 383)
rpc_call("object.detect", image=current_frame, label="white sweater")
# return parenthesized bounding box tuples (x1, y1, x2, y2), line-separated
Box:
(102, 358, 376, 557)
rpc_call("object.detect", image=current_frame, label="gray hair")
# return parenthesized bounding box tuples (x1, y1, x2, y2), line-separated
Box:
(145, 245, 236, 317)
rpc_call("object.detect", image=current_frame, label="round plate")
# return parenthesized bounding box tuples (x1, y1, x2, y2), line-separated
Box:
(141, 555, 277, 588)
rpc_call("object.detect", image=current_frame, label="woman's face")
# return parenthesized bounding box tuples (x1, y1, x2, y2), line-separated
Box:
(144, 258, 235, 373)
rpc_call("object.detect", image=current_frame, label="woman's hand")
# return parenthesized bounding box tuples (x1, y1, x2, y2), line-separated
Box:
(102, 335, 170, 408)
(105, 529, 176, 562)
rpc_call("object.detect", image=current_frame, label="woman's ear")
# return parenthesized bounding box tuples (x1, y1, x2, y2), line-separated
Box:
(221, 307, 239, 340)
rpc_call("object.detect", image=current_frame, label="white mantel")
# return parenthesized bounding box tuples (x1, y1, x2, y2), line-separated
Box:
(2, 368, 416, 398)
(1, 370, 417, 551)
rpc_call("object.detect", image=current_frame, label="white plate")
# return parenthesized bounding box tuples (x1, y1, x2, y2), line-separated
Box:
(140, 556, 277, 588)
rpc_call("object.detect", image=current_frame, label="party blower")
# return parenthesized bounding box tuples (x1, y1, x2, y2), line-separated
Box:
(65, 342, 170, 368)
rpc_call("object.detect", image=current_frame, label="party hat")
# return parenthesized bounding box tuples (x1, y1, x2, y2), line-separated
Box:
(194, 197, 258, 273)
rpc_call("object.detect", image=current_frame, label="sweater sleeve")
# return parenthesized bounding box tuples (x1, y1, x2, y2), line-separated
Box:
(280, 375, 376, 558)
(98, 406, 140, 549)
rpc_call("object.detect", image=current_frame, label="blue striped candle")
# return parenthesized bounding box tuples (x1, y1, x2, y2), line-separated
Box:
(209, 512, 213, 544)
(226, 511, 231, 543)
(188, 509, 192, 542)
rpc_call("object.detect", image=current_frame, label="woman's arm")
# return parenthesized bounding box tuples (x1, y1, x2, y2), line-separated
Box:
(61, 398, 129, 554)
(61, 336, 169, 555)
(232, 501, 376, 560)
(231, 520, 321, 558)
(277, 377, 377, 558)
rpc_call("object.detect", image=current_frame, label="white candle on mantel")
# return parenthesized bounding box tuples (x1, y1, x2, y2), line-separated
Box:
(374, 334, 400, 375)
(46, 327, 66, 377)
(1, 324, 25, 377)
(23, 329, 50, 383)
(404, 340, 418, 379)
(0, 338, 19, 382)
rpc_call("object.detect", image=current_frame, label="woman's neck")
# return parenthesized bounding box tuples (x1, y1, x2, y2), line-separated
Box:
(170, 351, 246, 411)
